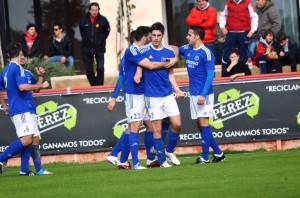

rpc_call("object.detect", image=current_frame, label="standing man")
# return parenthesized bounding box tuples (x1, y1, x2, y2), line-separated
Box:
(219, 0, 258, 76)
(47, 23, 74, 69)
(79, 2, 110, 86)
(141, 22, 183, 167)
(186, 0, 217, 52)
(0, 42, 49, 175)
(178, 26, 225, 164)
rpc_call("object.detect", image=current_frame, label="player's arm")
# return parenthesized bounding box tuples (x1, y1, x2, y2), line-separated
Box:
(169, 68, 184, 98)
(198, 69, 214, 105)
(134, 66, 143, 83)
(137, 58, 168, 70)
(0, 90, 8, 115)
(33, 67, 48, 93)
(107, 74, 124, 112)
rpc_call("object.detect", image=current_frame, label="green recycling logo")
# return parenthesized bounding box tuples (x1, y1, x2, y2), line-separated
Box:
(36, 101, 77, 133)
(209, 88, 260, 129)
(112, 118, 146, 139)
(297, 112, 300, 125)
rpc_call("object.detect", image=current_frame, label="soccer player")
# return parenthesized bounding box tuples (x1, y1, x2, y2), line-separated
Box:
(0, 42, 51, 175)
(137, 22, 184, 167)
(178, 26, 225, 164)
(123, 26, 175, 169)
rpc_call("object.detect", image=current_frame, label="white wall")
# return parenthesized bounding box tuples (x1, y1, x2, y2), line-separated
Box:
(96, 0, 167, 73)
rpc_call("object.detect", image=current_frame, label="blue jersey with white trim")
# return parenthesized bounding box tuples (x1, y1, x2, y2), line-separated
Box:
(123, 43, 147, 94)
(179, 44, 215, 95)
(0, 61, 36, 116)
(143, 44, 175, 97)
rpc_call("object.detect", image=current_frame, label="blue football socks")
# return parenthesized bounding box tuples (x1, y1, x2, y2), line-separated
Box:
(144, 131, 155, 160)
(20, 146, 31, 173)
(120, 133, 130, 163)
(110, 132, 125, 157)
(31, 145, 43, 172)
(209, 129, 222, 155)
(0, 139, 24, 162)
(129, 132, 139, 166)
(166, 130, 179, 153)
(153, 138, 166, 164)
(200, 126, 210, 161)
(161, 121, 170, 141)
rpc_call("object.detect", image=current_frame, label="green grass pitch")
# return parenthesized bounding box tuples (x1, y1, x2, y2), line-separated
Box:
(1, 149, 299, 198)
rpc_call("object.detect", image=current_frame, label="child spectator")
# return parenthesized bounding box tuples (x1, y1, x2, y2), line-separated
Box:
(224, 48, 251, 80)
(276, 32, 300, 72)
(253, 29, 279, 74)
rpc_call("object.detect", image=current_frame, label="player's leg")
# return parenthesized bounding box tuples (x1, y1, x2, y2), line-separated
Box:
(0, 113, 34, 174)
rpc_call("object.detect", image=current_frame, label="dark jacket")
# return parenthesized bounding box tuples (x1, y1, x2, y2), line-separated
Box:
(223, 61, 252, 77)
(79, 13, 110, 55)
(256, 0, 281, 37)
(20, 33, 44, 58)
(48, 34, 73, 57)
(275, 36, 300, 62)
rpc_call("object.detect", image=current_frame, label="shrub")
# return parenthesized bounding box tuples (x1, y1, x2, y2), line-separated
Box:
(24, 58, 75, 88)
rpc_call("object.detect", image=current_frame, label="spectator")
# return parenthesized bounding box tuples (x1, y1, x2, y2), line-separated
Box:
(19, 24, 45, 62)
(47, 23, 74, 69)
(186, 0, 217, 52)
(79, 2, 110, 86)
(253, 29, 279, 74)
(215, 11, 225, 65)
(219, 0, 258, 77)
(224, 48, 251, 80)
(276, 32, 300, 72)
(248, 0, 281, 63)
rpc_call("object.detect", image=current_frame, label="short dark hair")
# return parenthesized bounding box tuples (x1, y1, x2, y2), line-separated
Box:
(134, 26, 151, 42)
(190, 26, 205, 40)
(89, 2, 100, 10)
(7, 42, 22, 58)
(151, 22, 165, 35)
(229, 48, 240, 56)
(262, 29, 274, 39)
(276, 32, 287, 43)
(53, 22, 63, 30)
(26, 23, 36, 31)
(129, 30, 136, 44)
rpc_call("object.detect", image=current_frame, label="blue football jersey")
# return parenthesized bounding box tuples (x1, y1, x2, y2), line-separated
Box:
(0, 61, 36, 116)
(179, 44, 215, 95)
(142, 43, 175, 97)
(123, 43, 148, 95)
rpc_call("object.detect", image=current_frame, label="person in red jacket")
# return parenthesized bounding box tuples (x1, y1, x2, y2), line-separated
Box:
(186, 0, 217, 52)
(253, 29, 279, 74)
(219, 0, 258, 77)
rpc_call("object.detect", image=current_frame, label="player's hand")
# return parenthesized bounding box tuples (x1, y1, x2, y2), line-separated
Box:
(35, 67, 46, 77)
(197, 96, 206, 105)
(175, 89, 184, 98)
(165, 57, 178, 68)
(107, 99, 116, 112)
(279, 51, 285, 57)
(3, 106, 8, 115)
(134, 74, 141, 83)
(42, 81, 49, 89)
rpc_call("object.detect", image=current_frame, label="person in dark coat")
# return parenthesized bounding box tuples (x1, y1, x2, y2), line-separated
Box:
(79, 2, 110, 86)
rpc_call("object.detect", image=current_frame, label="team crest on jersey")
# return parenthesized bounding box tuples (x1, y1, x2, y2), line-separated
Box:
(187, 53, 190, 57)
(195, 56, 199, 61)
(149, 55, 153, 59)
